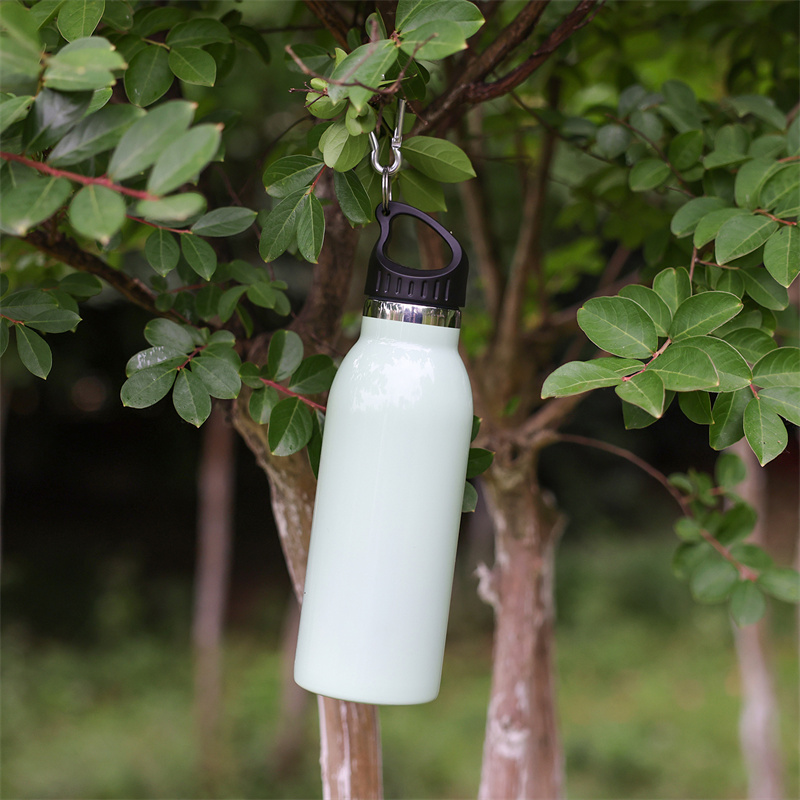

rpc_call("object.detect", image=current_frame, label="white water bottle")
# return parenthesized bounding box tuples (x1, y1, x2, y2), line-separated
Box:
(294, 201, 473, 705)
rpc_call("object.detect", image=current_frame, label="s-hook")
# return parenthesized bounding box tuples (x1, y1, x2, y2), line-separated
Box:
(369, 99, 406, 215)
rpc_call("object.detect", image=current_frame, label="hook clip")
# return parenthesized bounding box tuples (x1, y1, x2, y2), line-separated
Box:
(369, 99, 406, 214)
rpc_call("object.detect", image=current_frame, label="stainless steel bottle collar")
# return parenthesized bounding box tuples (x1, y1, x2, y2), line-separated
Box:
(363, 298, 461, 329)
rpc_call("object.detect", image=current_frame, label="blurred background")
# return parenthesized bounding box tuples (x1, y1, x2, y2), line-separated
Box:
(2, 1, 799, 798)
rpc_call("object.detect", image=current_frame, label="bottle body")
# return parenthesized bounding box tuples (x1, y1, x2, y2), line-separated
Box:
(294, 304, 473, 704)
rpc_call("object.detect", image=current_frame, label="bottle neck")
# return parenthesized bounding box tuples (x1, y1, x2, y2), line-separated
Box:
(363, 298, 461, 329)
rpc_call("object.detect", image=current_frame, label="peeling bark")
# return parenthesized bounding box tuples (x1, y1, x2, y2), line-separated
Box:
(730, 440, 784, 800)
(478, 445, 565, 800)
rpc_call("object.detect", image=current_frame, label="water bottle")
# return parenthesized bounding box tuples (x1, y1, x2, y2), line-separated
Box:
(294, 201, 473, 705)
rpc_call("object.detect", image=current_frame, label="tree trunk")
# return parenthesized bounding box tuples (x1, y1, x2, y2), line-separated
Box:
(193, 405, 236, 791)
(233, 410, 383, 800)
(730, 440, 784, 800)
(477, 445, 565, 800)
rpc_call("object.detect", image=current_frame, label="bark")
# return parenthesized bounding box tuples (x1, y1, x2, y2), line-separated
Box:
(477, 443, 565, 800)
(730, 440, 784, 800)
(233, 409, 383, 800)
(192, 405, 236, 791)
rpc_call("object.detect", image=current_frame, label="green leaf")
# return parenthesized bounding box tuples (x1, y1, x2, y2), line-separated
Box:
(397, 168, 447, 213)
(145, 229, 179, 276)
(192, 353, 241, 399)
(24, 88, 94, 153)
(466, 447, 493, 479)
(0, 320, 8, 358)
(674, 517, 703, 543)
(729, 94, 787, 131)
(108, 100, 195, 180)
(760, 387, 800, 426)
(120, 360, 179, 407)
(0, 177, 72, 235)
(268, 396, 314, 456)
(629, 158, 671, 192)
(721, 328, 777, 364)
(679, 390, 712, 424)
(615, 370, 665, 417)
(245, 282, 277, 309)
(743, 396, 787, 466)
(462, 481, 478, 513)
(24, 305, 81, 334)
(146, 124, 221, 195)
(263, 156, 323, 199)
(595, 124, 631, 159)
(68, 184, 125, 244)
(683, 336, 752, 392)
(166, 18, 230, 48)
(693, 208, 749, 248)
(734, 157, 779, 210)
(57, 0, 104, 41)
(577, 296, 658, 359)
(397, 0, 484, 37)
(168, 46, 216, 87)
(752, 346, 800, 388)
(760, 163, 800, 216)
(190, 207, 256, 237)
(730, 544, 773, 571)
(402, 136, 475, 183)
(334, 169, 373, 224)
(249, 385, 279, 424)
(172, 367, 211, 426)
(0, 1, 41, 52)
(124, 45, 172, 107)
(125, 345, 184, 376)
(0, 94, 33, 135)
(647, 344, 719, 391)
(48, 104, 143, 167)
(15, 325, 52, 379)
(668, 129, 704, 170)
(618, 285, 672, 336)
(690, 556, 739, 603)
(541, 361, 622, 398)
(230, 24, 270, 64)
(259, 190, 306, 263)
(709, 388, 750, 449)
(670, 197, 728, 238)
(267, 329, 304, 382)
(58, 272, 102, 298)
(715, 451, 746, 488)
(326, 40, 397, 111)
(592, 357, 645, 376)
(763, 226, 799, 288)
(730, 581, 766, 626)
(673, 541, 712, 581)
(297, 193, 325, 263)
(740, 268, 789, 311)
(400, 19, 467, 60)
(757, 568, 800, 603)
(716, 502, 757, 546)
(136, 193, 206, 223)
(1, 289, 57, 320)
(144, 318, 193, 352)
(669, 292, 742, 341)
(287, 354, 336, 394)
(319, 122, 369, 172)
(715, 215, 778, 265)
(43, 37, 125, 91)
(180, 234, 217, 281)
(102, 0, 133, 31)
(653, 267, 691, 316)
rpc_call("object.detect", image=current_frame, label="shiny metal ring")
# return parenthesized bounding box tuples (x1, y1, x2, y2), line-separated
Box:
(381, 167, 391, 215)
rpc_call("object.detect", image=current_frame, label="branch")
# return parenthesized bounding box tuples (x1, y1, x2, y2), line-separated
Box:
(0, 151, 160, 201)
(412, 0, 550, 134)
(22, 229, 189, 324)
(465, 0, 601, 104)
(303, 0, 351, 49)
(260, 377, 327, 413)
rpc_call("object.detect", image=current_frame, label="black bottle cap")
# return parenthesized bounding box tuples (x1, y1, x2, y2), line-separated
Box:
(364, 201, 469, 310)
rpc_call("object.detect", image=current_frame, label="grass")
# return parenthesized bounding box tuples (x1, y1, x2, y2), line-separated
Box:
(2, 535, 797, 799)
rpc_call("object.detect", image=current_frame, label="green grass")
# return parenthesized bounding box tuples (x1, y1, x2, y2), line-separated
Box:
(2, 536, 797, 799)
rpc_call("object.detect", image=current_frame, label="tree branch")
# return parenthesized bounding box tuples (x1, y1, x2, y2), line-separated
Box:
(412, 0, 550, 134)
(23, 229, 188, 324)
(303, 0, 352, 49)
(466, 0, 601, 104)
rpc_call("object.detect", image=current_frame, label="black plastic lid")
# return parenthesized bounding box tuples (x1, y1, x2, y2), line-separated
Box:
(364, 201, 469, 310)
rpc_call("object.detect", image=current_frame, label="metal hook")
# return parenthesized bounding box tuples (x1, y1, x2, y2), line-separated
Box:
(369, 99, 406, 185)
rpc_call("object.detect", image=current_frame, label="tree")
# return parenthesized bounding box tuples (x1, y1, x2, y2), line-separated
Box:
(1, 1, 798, 798)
